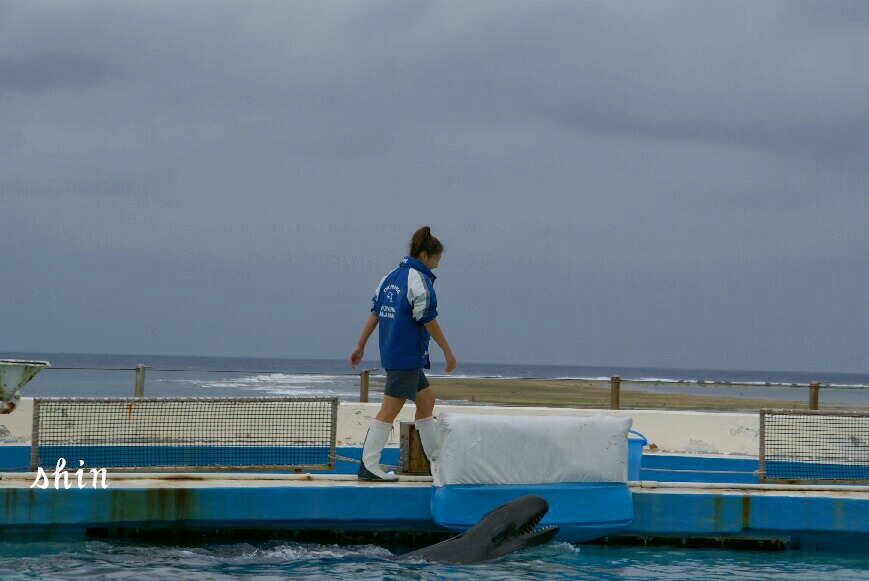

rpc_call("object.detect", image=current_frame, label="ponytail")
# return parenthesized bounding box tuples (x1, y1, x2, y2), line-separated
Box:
(409, 226, 444, 258)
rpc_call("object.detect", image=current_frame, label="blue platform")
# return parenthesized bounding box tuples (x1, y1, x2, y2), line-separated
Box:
(431, 483, 633, 543)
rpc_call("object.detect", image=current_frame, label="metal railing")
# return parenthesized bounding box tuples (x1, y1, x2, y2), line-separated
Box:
(28, 365, 859, 411)
(364, 374, 849, 411)
(606, 375, 829, 411)
(31, 396, 339, 472)
(758, 409, 869, 484)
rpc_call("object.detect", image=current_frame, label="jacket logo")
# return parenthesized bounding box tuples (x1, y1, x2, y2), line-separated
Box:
(384, 284, 401, 301)
(379, 283, 401, 319)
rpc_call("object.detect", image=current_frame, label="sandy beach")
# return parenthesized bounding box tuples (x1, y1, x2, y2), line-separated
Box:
(369, 376, 864, 411)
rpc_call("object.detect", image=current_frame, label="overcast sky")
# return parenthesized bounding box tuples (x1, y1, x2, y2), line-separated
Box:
(1, 1, 867, 373)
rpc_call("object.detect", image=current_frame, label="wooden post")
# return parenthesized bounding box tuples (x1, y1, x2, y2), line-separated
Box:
(611, 375, 621, 410)
(399, 421, 431, 475)
(134, 364, 147, 398)
(360, 369, 370, 403)
(809, 381, 819, 410)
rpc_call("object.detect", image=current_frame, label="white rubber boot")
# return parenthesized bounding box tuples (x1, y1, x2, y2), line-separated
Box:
(358, 419, 398, 481)
(415, 416, 439, 463)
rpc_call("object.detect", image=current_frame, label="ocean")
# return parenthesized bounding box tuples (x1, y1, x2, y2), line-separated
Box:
(5, 352, 868, 407)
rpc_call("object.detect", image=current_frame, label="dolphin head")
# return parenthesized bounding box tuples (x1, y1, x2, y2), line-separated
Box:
(465, 494, 560, 561)
(401, 494, 560, 564)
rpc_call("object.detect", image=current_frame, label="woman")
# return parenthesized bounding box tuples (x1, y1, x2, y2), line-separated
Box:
(349, 226, 457, 481)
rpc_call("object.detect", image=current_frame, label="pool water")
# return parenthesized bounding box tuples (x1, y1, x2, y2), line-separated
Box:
(1, 539, 866, 580)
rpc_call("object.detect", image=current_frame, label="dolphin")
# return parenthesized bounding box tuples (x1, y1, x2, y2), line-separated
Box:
(399, 494, 560, 564)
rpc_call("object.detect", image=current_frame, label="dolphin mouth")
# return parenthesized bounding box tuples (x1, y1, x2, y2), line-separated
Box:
(400, 495, 560, 563)
(510, 510, 560, 544)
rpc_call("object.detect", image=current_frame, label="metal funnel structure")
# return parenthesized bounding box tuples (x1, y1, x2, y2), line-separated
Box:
(0, 359, 50, 413)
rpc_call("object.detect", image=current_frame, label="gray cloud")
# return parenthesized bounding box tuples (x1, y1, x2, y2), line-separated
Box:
(1, 1, 867, 372)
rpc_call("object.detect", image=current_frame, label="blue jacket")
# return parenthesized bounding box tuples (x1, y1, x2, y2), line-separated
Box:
(371, 257, 439, 369)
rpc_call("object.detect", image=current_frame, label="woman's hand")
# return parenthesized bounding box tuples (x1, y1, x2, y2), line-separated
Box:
(425, 320, 456, 373)
(350, 314, 379, 369)
(349, 346, 364, 369)
(444, 351, 457, 373)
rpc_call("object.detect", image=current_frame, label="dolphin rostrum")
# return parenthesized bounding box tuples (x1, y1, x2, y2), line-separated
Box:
(400, 494, 560, 564)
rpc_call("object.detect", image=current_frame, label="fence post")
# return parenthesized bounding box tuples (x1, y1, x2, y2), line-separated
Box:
(134, 364, 147, 397)
(611, 375, 621, 410)
(809, 381, 819, 410)
(360, 369, 370, 403)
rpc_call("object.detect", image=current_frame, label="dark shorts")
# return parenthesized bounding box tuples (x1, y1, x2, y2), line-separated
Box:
(384, 369, 430, 401)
